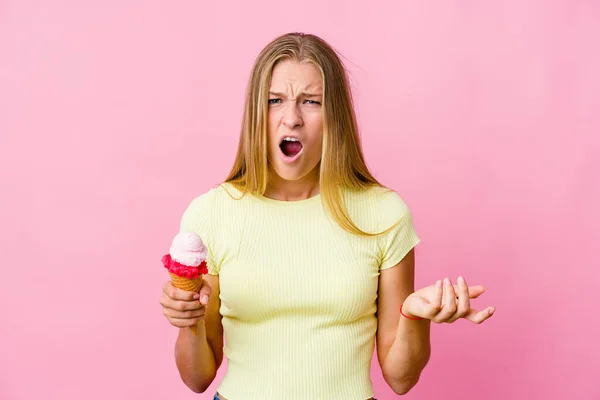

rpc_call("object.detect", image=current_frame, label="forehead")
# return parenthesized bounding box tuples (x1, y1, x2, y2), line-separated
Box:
(269, 60, 322, 90)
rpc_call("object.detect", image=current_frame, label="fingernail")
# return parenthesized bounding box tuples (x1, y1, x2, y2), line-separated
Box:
(436, 280, 443, 288)
(193, 293, 200, 300)
(444, 278, 451, 285)
(489, 308, 495, 315)
(201, 295, 209, 305)
(458, 276, 465, 284)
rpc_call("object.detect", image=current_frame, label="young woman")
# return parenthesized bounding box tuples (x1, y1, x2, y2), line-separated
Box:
(159, 32, 495, 400)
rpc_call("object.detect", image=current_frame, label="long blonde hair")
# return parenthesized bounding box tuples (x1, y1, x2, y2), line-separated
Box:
(225, 32, 387, 236)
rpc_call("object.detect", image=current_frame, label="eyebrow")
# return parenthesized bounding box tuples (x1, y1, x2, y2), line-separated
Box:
(269, 91, 322, 97)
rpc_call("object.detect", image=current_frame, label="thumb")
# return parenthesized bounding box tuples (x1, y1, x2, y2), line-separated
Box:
(198, 278, 212, 305)
(403, 293, 429, 319)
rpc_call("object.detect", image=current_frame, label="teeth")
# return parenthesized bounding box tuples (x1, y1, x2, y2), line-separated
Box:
(283, 137, 299, 142)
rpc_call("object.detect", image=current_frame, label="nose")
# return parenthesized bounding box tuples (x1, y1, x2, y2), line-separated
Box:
(282, 102, 303, 129)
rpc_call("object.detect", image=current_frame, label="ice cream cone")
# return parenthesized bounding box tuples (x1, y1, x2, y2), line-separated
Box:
(169, 272, 204, 335)
(163, 231, 209, 337)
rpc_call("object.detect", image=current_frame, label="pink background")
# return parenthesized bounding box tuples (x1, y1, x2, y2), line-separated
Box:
(1, 1, 598, 399)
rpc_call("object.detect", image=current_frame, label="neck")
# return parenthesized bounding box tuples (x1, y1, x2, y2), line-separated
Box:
(264, 168, 320, 201)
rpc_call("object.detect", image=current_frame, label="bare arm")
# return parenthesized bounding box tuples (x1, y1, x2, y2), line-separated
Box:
(376, 249, 431, 395)
(163, 275, 224, 393)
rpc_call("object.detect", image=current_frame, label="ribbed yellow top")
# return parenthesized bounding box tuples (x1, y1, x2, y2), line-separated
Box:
(180, 183, 420, 400)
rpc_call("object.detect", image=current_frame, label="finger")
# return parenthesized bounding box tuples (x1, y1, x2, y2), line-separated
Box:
(167, 316, 204, 328)
(453, 284, 486, 300)
(163, 306, 205, 320)
(163, 281, 200, 301)
(160, 292, 203, 312)
(426, 280, 443, 316)
(435, 278, 457, 322)
(463, 306, 496, 324)
(198, 279, 212, 305)
(448, 276, 470, 322)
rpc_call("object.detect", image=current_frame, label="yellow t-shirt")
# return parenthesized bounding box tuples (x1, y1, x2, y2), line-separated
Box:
(180, 183, 420, 400)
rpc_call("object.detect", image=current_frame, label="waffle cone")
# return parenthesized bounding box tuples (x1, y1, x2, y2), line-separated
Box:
(169, 272, 204, 336)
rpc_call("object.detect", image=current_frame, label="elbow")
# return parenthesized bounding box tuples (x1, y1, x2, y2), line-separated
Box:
(186, 384, 205, 394)
(177, 367, 213, 393)
(384, 373, 421, 396)
(382, 339, 431, 395)
(384, 358, 429, 396)
(392, 379, 418, 395)
(182, 377, 211, 394)
(179, 369, 217, 394)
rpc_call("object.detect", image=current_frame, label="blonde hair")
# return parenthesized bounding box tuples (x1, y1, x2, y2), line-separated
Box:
(225, 32, 388, 236)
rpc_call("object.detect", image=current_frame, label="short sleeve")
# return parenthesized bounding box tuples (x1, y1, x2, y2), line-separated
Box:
(179, 189, 220, 275)
(376, 189, 421, 270)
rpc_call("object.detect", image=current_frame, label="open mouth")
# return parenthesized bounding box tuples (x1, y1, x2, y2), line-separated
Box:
(279, 137, 303, 158)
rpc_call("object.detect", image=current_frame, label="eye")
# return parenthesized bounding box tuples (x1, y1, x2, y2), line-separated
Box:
(304, 100, 321, 105)
(268, 98, 282, 104)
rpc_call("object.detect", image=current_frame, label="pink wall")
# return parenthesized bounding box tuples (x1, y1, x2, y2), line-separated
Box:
(1, 1, 598, 399)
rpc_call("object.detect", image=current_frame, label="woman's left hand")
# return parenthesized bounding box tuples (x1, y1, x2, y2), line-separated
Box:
(401, 276, 495, 324)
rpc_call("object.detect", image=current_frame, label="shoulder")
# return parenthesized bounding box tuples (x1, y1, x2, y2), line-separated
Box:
(346, 185, 411, 217)
(180, 184, 229, 226)
(341, 185, 412, 233)
(184, 183, 243, 212)
(367, 186, 414, 232)
(371, 186, 411, 221)
(181, 182, 252, 231)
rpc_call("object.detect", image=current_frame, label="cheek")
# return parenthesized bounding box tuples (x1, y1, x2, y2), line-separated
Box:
(306, 115, 323, 137)
(307, 135, 323, 159)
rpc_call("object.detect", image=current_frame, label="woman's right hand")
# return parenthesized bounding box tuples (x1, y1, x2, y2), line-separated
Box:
(160, 279, 212, 329)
